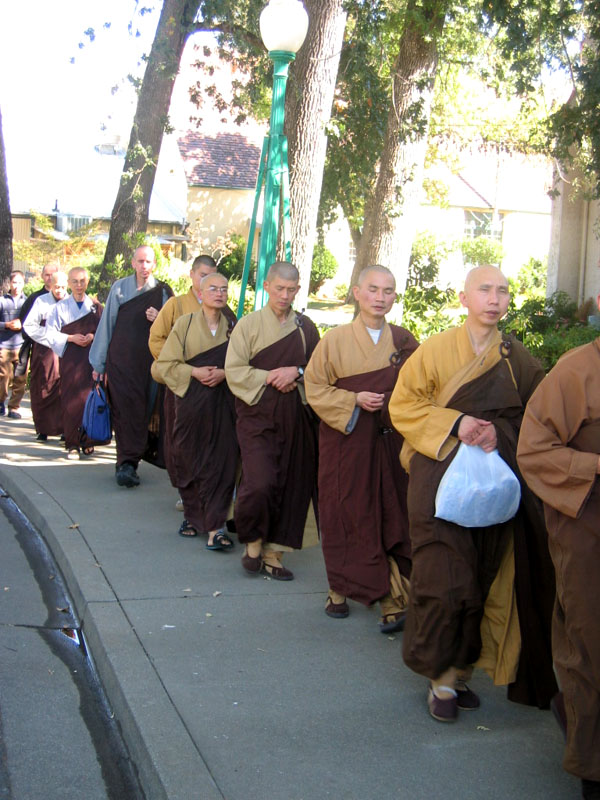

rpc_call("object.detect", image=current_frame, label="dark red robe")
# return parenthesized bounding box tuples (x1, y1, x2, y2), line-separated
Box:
(171, 342, 238, 532)
(60, 304, 103, 450)
(318, 326, 418, 605)
(234, 321, 320, 548)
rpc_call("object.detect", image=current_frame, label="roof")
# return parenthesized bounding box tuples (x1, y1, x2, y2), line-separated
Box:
(178, 131, 261, 190)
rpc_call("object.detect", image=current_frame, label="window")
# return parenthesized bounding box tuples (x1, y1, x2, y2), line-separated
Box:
(464, 210, 504, 241)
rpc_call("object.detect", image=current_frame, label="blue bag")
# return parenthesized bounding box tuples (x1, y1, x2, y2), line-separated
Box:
(80, 381, 112, 446)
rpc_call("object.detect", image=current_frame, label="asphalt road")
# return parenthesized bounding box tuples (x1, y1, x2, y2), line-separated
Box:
(0, 489, 144, 800)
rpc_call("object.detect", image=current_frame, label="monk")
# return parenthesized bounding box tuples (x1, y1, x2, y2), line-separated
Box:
(89, 245, 173, 488)
(153, 273, 237, 550)
(149, 254, 235, 512)
(517, 292, 600, 800)
(305, 266, 418, 630)
(45, 267, 103, 459)
(225, 261, 320, 581)
(16, 262, 58, 383)
(23, 271, 68, 441)
(389, 265, 557, 722)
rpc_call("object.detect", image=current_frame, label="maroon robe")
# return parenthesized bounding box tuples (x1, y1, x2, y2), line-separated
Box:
(403, 339, 557, 709)
(30, 324, 62, 437)
(172, 341, 238, 532)
(105, 283, 172, 468)
(234, 320, 320, 548)
(60, 304, 103, 450)
(318, 326, 418, 605)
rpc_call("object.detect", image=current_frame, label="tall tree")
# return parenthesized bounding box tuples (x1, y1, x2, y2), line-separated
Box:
(284, 0, 347, 309)
(101, 0, 199, 282)
(0, 105, 13, 285)
(348, 0, 447, 291)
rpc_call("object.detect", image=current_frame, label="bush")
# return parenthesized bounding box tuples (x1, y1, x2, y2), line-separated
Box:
(310, 245, 338, 294)
(227, 278, 255, 317)
(218, 234, 256, 287)
(461, 236, 504, 267)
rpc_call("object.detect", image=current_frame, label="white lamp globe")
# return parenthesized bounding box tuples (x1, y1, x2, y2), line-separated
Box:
(259, 0, 309, 54)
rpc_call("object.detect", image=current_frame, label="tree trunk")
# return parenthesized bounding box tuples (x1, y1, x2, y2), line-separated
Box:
(285, 0, 347, 310)
(348, 0, 447, 299)
(101, 0, 197, 286)
(0, 106, 13, 285)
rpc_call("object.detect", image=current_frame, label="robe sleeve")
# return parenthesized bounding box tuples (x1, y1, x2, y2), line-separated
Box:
(88, 281, 124, 374)
(148, 296, 177, 359)
(517, 355, 599, 519)
(389, 340, 462, 461)
(304, 334, 358, 434)
(44, 304, 70, 357)
(152, 318, 194, 398)
(224, 316, 269, 406)
(23, 297, 51, 347)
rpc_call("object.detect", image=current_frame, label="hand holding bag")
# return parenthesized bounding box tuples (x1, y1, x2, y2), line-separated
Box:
(435, 442, 521, 527)
(80, 380, 112, 446)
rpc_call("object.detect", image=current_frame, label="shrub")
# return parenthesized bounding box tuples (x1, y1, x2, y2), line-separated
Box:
(218, 234, 256, 287)
(461, 236, 504, 267)
(310, 245, 338, 294)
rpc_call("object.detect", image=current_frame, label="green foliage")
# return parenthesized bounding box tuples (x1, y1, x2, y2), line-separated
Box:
(217, 234, 256, 287)
(461, 236, 504, 267)
(23, 279, 43, 298)
(310, 245, 338, 294)
(508, 256, 547, 298)
(500, 289, 598, 370)
(399, 231, 460, 339)
(334, 283, 349, 301)
(407, 232, 455, 287)
(227, 278, 255, 316)
(399, 284, 460, 341)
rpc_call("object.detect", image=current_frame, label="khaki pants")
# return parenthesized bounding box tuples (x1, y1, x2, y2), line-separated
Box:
(0, 348, 27, 410)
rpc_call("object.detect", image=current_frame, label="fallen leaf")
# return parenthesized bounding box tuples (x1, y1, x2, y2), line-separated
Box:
(56, 606, 69, 613)
(48, 575, 55, 580)
(477, 725, 491, 731)
(206, 613, 213, 618)
(182, 588, 191, 593)
(213, 591, 222, 597)
(68, 523, 80, 529)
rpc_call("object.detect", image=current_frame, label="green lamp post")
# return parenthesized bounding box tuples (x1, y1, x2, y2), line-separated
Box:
(237, 0, 309, 316)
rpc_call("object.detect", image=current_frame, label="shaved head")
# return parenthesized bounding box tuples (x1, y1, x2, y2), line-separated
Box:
(463, 265, 508, 293)
(356, 265, 395, 289)
(265, 261, 299, 283)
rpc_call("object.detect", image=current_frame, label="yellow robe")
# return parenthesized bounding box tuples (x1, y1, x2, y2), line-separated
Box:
(148, 288, 201, 359)
(153, 310, 230, 397)
(389, 323, 521, 685)
(225, 305, 311, 406)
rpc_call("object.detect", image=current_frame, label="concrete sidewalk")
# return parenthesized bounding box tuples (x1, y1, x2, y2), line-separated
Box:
(0, 406, 578, 800)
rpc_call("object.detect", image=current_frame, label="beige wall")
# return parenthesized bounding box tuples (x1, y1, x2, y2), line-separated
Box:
(187, 186, 254, 252)
(548, 174, 600, 304)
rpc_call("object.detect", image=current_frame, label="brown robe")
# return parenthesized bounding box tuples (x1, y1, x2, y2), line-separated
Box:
(105, 283, 172, 468)
(149, 289, 236, 487)
(60, 305, 103, 449)
(306, 321, 418, 605)
(392, 332, 557, 708)
(518, 339, 600, 779)
(231, 316, 320, 548)
(30, 328, 62, 437)
(172, 342, 237, 532)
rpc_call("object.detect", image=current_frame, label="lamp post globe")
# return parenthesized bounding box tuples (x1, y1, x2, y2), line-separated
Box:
(259, 0, 309, 53)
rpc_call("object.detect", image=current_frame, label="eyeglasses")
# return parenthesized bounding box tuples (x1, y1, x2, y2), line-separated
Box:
(205, 286, 228, 294)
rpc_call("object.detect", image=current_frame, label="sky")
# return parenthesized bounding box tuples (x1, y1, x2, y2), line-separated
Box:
(0, 1, 159, 213)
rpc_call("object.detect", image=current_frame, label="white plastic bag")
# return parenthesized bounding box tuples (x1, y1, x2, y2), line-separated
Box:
(434, 442, 521, 528)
